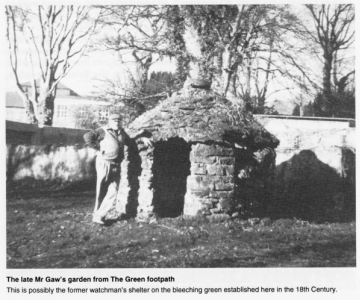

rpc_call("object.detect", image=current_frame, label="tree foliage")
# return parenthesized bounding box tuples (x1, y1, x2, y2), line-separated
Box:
(143, 72, 177, 96)
(309, 89, 355, 118)
(92, 71, 178, 127)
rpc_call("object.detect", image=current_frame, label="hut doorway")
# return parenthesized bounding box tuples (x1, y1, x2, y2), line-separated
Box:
(152, 137, 191, 217)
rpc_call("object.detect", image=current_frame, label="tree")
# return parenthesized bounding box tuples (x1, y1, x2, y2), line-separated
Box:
(304, 4, 355, 116)
(71, 105, 103, 130)
(93, 71, 178, 126)
(96, 5, 354, 117)
(182, 5, 305, 104)
(236, 12, 296, 113)
(98, 5, 190, 90)
(99, 5, 301, 101)
(144, 71, 177, 97)
(311, 88, 355, 118)
(292, 104, 300, 116)
(90, 6, 191, 122)
(6, 5, 103, 126)
(303, 101, 315, 117)
(182, 5, 269, 97)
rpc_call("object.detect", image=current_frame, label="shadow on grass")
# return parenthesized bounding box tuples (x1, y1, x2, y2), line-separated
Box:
(7, 179, 96, 198)
(6, 186, 95, 214)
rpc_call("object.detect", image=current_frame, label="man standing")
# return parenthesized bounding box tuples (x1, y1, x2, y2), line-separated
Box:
(84, 113, 151, 224)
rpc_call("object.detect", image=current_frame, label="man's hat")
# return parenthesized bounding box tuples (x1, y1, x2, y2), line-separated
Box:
(108, 113, 122, 120)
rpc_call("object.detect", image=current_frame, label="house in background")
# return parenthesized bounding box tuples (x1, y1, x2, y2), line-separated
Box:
(6, 81, 111, 129)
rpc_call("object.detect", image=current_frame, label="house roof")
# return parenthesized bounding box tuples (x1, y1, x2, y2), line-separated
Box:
(6, 80, 86, 108)
(21, 80, 76, 92)
(128, 80, 279, 150)
(21, 80, 80, 97)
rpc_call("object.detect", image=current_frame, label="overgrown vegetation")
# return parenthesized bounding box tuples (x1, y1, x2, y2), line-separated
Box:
(74, 71, 179, 129)
(292, 89, 355, 118)
(7, 185, 355, 268)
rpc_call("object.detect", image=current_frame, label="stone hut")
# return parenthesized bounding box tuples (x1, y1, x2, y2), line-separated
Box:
(111, 80, 279, 221)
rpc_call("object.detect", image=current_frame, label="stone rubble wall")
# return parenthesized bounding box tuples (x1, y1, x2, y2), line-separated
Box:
(256, 115, 355, 173)
(136, 147, 156, 219)
(273, 127, 355, 175)
(116, 149, 132, 217)
(6, 120, 88, 146)
(183, 143, 236, 216)
(183, 143, 277, 218)
(113, 139, 156, 220)
(253, 118, 355, 222)
(6, 144, 96, 182)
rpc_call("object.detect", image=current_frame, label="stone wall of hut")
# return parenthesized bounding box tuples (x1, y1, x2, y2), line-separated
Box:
(115, 140, 155, 220)
(184, 143, 236, 216)
(113, 138, 277, 220)
(184, 143, 276, 218)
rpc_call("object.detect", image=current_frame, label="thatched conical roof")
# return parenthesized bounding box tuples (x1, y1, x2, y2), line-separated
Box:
(128, 81, 279, 150)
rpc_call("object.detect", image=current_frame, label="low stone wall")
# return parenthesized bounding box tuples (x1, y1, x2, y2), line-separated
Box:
(255, 115, 353, 131)
(272, 128, 355, 174)
(6, 120, 88, 146)
(6, 144, 96, 182)
(272, 149, 355, 222)
(254, 117, 356, 222)
(255, 116, 355, 172)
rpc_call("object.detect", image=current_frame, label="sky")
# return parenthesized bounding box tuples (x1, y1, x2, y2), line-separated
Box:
(4, 42, 177, 96)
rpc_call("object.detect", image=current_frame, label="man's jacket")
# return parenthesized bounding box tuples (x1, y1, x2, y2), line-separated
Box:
(84, 125, 130, 162)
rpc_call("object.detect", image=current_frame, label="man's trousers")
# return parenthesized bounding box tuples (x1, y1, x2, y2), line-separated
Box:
(93, 157, 121, 219)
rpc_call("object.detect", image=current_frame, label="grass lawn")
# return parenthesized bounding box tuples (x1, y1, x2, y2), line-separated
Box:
(7, 185, 356, 268)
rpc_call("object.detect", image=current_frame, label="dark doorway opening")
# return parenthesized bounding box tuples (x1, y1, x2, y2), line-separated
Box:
(152, 137, 191, 218)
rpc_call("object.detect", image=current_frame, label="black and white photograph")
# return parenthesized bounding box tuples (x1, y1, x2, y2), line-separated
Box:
(3, 1, 358, 298)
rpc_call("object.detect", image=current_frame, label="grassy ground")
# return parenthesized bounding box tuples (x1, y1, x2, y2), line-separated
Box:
(7, 184, 356, 268)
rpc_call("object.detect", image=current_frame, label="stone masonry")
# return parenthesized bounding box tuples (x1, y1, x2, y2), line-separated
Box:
(184, 143, 236, 216)
(136, 146, 155, 219)
(122, 78, 279, 219)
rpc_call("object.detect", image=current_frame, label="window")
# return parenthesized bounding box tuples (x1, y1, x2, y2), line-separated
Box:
(79, 107, 87, 118)
(98, 107, 110, 121)
(57, 105, 68, 118)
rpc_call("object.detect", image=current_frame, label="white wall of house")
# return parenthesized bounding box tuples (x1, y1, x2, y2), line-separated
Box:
(6, 108, 28, 123)
(53, 97, 111, 128)
(6, 97, 112, 128)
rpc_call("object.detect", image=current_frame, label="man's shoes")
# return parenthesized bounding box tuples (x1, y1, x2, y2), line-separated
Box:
(92, 215, 104, 224)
